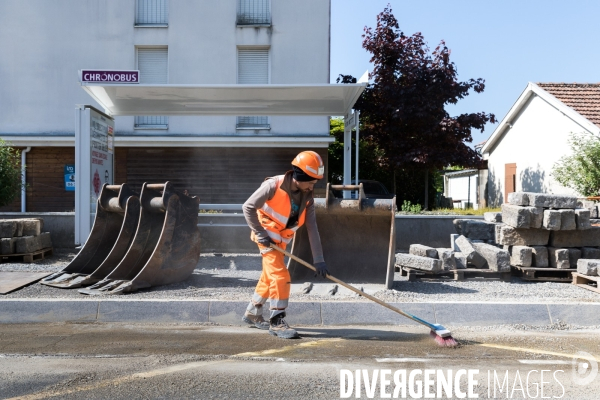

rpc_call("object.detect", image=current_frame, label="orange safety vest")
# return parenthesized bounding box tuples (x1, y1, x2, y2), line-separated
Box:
(257, 175, 308, 244)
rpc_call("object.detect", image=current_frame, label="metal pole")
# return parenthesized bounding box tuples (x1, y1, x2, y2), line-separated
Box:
(355, 110, 359, 198)
(343, 114, 351, 199)
(467, 175, 471, 209)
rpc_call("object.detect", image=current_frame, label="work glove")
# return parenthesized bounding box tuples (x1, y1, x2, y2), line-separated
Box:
(257, 236, 274, 248)
(314, 262, 329, 278)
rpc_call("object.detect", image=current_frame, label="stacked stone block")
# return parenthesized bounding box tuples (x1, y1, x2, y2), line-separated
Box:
(498, 192, 599, 270)
(0, 218, 52, 255)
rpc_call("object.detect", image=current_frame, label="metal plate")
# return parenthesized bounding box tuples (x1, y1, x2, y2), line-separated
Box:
(0, 272, 51, 295)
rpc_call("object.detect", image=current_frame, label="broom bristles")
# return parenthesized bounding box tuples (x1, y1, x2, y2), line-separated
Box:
(430, 330, 459, 347)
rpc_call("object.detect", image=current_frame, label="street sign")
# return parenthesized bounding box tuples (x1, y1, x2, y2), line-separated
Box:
(80, 70, 139, 83)
(345, 113, 356, 129)
(64, 165, 75, 191)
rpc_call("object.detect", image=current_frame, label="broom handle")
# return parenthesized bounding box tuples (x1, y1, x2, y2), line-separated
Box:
(271, 245, 437, 331)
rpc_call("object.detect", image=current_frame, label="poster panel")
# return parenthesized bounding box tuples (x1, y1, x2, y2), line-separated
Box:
(89, 109, 114, 222)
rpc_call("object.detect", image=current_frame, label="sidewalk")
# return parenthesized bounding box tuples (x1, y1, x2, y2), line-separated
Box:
(1, 251, 600, 327)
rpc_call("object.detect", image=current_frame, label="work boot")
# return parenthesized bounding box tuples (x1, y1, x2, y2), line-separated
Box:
(242, 311, 270, 330)
(269, 312, 299, 339)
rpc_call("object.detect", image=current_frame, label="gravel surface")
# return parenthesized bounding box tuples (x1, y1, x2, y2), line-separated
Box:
(1, 250, 599, 302)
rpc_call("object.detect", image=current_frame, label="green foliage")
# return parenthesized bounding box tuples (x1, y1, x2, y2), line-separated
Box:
(552, 132, 600, 196)
(0, 139, 23, 207)
(400, 200, 422, 213)
(328, 118, 394, 189)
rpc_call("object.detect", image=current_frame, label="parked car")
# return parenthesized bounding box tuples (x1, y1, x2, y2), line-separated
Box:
(332, 180, 394, 199)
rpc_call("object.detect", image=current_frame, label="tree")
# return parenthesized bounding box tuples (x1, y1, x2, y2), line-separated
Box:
(552, 132, 600, 196)
(337, 6, 495, 207)
(0, 139, 23, 207)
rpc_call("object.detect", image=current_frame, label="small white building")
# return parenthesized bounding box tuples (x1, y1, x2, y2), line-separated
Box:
(481, 82, 600, 206)
(443, 169, 487, 209)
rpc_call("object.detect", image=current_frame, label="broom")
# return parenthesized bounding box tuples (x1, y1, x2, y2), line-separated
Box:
(271, 244, 459, 347)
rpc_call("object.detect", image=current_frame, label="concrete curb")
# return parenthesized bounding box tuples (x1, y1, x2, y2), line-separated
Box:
(1, 299, 599, 326)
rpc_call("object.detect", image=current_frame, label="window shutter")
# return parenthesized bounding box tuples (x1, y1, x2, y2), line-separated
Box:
(237, 49, 269, 84)
(136, 0, 169, 25)
(136, 48, 168, 128)
(137, 48, 168, 84)
(237, 49, 269, 128)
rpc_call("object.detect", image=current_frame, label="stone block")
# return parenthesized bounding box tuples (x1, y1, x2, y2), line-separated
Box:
(509, 245, 533, 267)
(550, 226, 600, 247)
(501, 204, 531, 228)
(559, 209, 576, 231)
(543, 210, 561, 230)
(450, 234, 460, 251)
(454, 252, 467, 269)
(495, 224, 550, 246)
(548, 247, 570, 269)
(0, 220, 17, 238)
(531, 246, 549, 267)
(395, 254, 442, 273)
(0, 238, 15, 255)
(575, 208, 591, 230)
(436, 248, 456, 271)
(484, 212, 502, 223)
(577, 259, 600, 276)
(452, 219, 496, 240)
(567, 248, 581, 268)
(21, 219, 42, 236)
(508, 192, 529, 206)
(39, 232, 52, 249)
(471, 242, 510, 272)
(13, 220, 24, 237)
(15, 235, 42, 253)
(582, 247, 600, 259)
(528, 207, 544, 229)
(409, 244, 438, 258)
(528, 193, 578, 209)
(455, 235, 487, 267)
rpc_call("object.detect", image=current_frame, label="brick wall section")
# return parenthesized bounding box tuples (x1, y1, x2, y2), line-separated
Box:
(1, 146, 328, 211)
(122, 147, 328, 203)
(25, 147, 75, 212)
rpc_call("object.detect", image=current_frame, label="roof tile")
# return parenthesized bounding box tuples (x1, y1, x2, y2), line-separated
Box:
(536, 83, 600, 128)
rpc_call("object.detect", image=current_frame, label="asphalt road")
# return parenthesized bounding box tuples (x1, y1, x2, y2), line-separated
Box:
(1, 323, 599, 399)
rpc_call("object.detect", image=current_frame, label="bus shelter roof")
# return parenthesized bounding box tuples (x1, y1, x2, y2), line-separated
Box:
(81, 83, 366, 117)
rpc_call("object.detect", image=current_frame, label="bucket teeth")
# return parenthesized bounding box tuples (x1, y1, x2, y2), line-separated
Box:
(40, 182, 201, 295)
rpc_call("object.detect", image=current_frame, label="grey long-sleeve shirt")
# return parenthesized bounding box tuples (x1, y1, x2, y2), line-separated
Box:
(242, 173, 325, 264)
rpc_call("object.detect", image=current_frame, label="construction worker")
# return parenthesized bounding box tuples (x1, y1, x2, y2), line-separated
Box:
(242, 151, 328, 339)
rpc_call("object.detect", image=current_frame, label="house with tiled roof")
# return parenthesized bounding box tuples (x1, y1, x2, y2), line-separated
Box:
(480, 82, 600, 206)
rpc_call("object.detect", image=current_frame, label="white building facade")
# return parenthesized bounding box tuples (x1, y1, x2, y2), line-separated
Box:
(0, 0, 332, 211)
(481, 82, 600, 206)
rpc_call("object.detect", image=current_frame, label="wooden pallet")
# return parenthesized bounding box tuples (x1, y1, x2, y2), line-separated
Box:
(401, 266, 511, 282)
(511, 265, 575, 282)
(572, 272, 600, 294)
(0, 247, 53, 263)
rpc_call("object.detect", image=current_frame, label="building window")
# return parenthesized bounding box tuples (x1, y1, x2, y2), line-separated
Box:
(135, 0, 169, 26)
(135, 47, 168, 129)
(237, 0, 270, 26)
(237, 48, 270, 130)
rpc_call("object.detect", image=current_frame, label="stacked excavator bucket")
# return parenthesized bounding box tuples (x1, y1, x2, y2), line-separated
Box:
(288, 184, 397, 288)
(41, 182, 201, 295)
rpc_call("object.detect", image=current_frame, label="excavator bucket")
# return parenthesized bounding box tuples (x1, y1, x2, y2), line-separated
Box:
(288, 184, 397, 288)
(79, 182, 201, 295)
(41, 184, 140, 288)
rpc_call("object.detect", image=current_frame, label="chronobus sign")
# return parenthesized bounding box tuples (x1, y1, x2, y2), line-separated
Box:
(80, 70, 139, 83)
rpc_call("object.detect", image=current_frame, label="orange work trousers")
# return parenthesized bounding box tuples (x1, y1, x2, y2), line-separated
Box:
(251, 238, 290, 310)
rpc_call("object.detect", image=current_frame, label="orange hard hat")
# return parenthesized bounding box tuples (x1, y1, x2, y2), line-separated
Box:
(291, 151, 324, 180)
